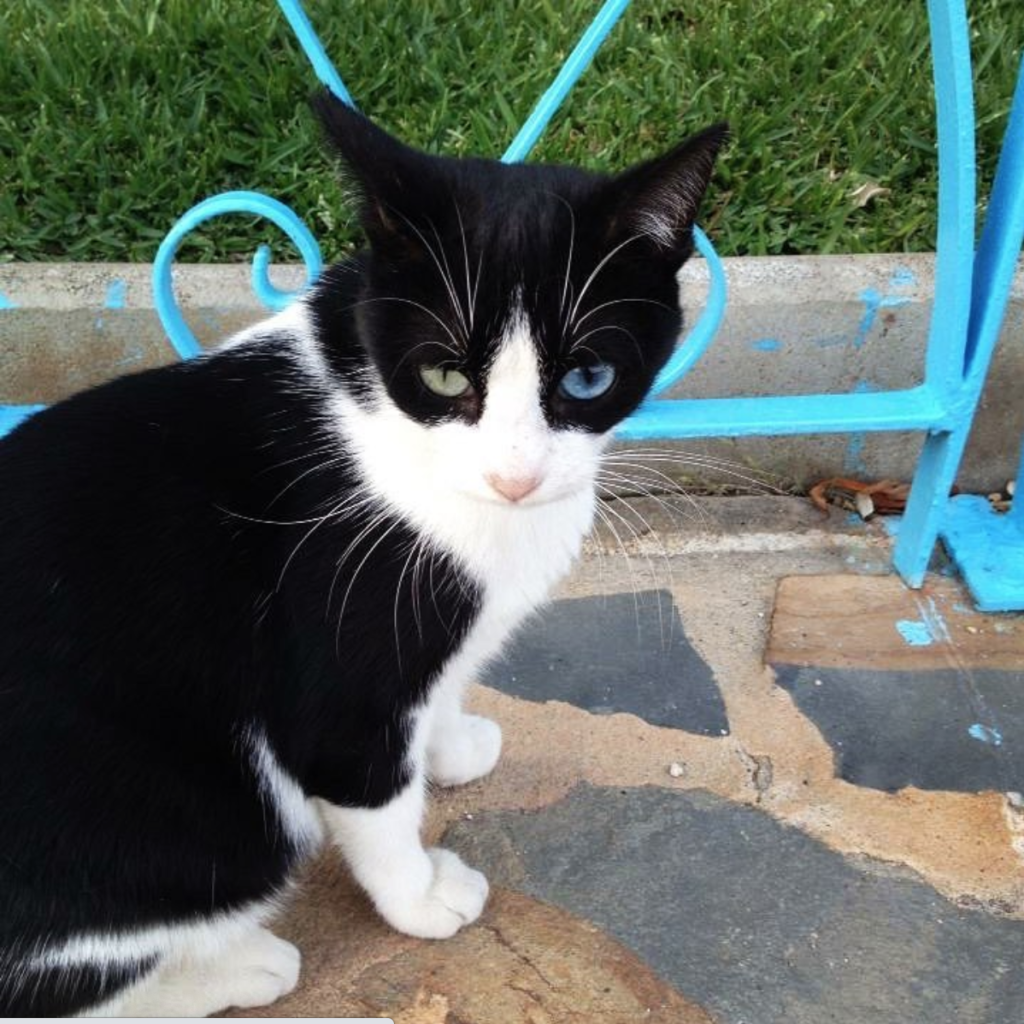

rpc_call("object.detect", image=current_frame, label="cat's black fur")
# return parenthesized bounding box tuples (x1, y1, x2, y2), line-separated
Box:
(311, 93, 727, 433)
(0, 94, 725, 1015)
(0, 337, 476, 1014)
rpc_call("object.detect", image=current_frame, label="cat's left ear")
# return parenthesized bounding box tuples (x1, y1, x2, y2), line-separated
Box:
(604, 123, 729, 261)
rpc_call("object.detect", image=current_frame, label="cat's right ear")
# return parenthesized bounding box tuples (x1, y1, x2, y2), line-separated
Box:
(311, 90, 438, 254)
(601, 122, 730, 264)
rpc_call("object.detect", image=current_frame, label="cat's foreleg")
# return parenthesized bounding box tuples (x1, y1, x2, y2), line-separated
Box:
(424, 662, 502, 787)
(318, 765, 488, 939)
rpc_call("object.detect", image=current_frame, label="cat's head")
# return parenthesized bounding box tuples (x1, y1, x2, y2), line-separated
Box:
(310, 92, 726, 510)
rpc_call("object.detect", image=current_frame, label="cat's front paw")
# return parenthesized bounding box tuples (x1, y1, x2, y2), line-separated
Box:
(378, 848, 489, 939)
(216, 928, 301, 1009)
(428, 713, 502, 787)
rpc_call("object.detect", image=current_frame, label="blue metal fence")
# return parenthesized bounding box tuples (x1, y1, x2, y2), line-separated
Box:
(2, 0, 1022, 609)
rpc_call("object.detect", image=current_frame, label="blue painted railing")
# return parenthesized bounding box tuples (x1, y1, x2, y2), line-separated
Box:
(2, 0, 1022, 608)
(921, 57, 1024, 611)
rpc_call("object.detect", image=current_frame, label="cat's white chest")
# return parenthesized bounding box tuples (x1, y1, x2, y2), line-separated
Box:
(424, 489, 596, 694)
(444, 488, 594, 614)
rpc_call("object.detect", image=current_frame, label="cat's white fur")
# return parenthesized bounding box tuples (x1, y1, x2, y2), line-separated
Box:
(69, 298, 606, 1016)
(244, 724, 325, 853)
(85, 925, 301, 1017)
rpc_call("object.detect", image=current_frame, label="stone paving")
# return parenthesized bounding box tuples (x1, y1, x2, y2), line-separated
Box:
(230, 497, 1024, 1023)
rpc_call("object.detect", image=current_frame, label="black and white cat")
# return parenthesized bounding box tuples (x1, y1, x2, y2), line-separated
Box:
(0, 92, 726, 1016)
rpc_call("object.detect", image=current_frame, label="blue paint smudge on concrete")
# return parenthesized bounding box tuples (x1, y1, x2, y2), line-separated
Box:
(968, 723, 1003, 747)
(750, 338, 782, 352)
(896, 620, 935, 646)
(895, 599, 950, 649)
(890, 266, 917, 289)
(104, 279, 127, 309)
(813, 334, 848, 349)
(843, 381, 877, 475)
(883, 516, 902, 537)
(0, 292, 18, 310)
(853, 293, 877, 350)
(844, 432, 867, 475)
(854, 287, 912, 349)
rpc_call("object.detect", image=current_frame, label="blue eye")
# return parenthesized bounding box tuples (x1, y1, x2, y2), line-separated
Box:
(559, 363, 616, 400)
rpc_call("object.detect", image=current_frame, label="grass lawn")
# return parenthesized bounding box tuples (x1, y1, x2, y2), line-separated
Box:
(1, 0, 1021, 263)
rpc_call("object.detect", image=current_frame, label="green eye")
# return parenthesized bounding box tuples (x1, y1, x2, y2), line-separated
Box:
(419, 365, 471, 398)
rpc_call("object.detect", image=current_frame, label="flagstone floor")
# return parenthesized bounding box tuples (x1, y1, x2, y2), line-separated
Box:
(228, 497, 1024, 1024)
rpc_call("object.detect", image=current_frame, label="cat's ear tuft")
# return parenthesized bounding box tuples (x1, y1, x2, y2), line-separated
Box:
(310, 89, 434, 251)
(607, 122, 729, 260)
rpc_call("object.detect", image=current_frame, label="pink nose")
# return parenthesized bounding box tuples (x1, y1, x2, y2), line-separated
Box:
(485, 473, 542, 503)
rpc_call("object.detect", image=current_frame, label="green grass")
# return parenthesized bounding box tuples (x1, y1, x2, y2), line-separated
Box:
(1, 0, 1022, 263)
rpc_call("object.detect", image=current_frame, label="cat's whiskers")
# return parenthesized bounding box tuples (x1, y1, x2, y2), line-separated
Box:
(253, 589, 275, 631)
(265, 454, 353, 510)
(597, 468, 707, 531)
(569, 324, 643, 365)
(425, 540, 462, 638)
(215, 495, 353, 529)
(274, 502, 350, 591)
(452, 199, 478, 334)
(572, 296, 675, 335)
(590, 500, 645, 641)
(611, 445, 764, 471)
(255, 440, 343, 479)
(472, 250, 484, 331)
(598, 460, 711, 525)
(428, 216, 471, 340)
(389, 207, 469, 344)
(271, 489, 379, 591)
(597, 472, 698, 647)
(604, 449, 784, 496)
(334, 517, 406, 658)
(611, 446, 788, 492)
(343, 296, 464, 357)
(324, 503, 394, 618)
(306, 488, 378, 523)
(595, 483, 677, 594)
(406, 532, 434, 639)
(564, 341, 603, 365)
(595, 484, 679, 646)
(393, 528, 438, 656)
(567, 232, 646, 331)
(387, 339, 467, 386)
(391, 538, 420, 676)
(541, 191, 578, 336)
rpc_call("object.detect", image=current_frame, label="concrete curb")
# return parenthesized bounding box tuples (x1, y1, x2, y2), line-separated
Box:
(1, 254, 1022, 489)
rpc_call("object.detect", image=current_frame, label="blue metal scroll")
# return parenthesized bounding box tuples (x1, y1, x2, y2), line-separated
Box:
(152, 191, 323, 360)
